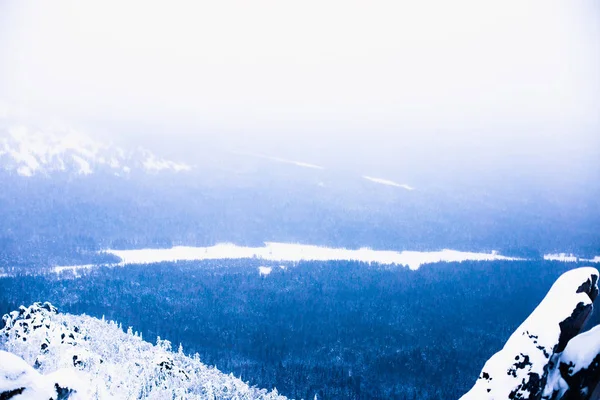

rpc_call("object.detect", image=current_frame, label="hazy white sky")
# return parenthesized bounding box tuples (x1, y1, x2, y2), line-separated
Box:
(0, 0, 598, 178)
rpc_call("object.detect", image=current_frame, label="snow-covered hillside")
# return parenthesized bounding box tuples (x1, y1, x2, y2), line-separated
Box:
(0, 303, 287, 400)
(0, 124, 191, 177)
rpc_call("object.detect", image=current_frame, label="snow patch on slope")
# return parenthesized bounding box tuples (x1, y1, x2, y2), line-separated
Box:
(235, 151, 324, 170)
(142, 153, 192, 172)
(362, 176, 414, 190)
(269, 157, 324, 170)
(258, 266, 273, 276)
(71, 155, 92, 175)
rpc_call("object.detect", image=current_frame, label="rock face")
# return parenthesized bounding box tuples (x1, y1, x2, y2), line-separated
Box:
(0, 302, 287, 399)
(461, 267, 600, 400)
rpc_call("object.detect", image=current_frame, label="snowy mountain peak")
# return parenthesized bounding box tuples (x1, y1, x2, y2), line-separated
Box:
(0, 124, 192, 177)
(1, 302, 287, 399)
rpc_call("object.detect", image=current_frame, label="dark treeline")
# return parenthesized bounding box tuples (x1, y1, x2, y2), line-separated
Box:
(0, 260, 597, 399)
(2, 171, 599, 272)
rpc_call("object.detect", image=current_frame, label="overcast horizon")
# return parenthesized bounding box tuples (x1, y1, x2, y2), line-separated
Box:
(1, 0, 599, 185)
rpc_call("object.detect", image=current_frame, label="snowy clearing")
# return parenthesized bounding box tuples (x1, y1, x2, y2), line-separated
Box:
(106, 242, 522, 271)
(544, 253, 600, 263)
(258, 266, 273, 276)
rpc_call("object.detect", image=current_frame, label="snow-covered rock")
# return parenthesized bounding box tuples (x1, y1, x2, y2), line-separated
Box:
(461, 267, 600, 400)
(0, 302, 287, 399)
(0, 350, 91, 400)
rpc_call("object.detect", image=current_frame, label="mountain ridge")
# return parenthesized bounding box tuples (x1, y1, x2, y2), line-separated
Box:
(0, 124, 192, 177)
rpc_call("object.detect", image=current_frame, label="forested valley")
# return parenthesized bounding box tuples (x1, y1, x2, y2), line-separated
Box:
(1, 259, 597, 399)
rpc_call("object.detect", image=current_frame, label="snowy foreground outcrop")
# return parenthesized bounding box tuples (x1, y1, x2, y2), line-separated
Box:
(0, 303, 287, 400)
(462, 267, 600, 400)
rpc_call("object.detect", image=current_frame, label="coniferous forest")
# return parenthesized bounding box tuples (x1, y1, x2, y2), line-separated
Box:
(1, 259, 597, 399)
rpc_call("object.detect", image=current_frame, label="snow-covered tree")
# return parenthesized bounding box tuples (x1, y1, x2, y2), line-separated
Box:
(0, 302, 288, 400)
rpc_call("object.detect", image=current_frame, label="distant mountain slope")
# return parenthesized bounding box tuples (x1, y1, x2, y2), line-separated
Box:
(0, 124, 191, 176)
(0, 119, 598, 270)
(0, 302, 287, 399)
